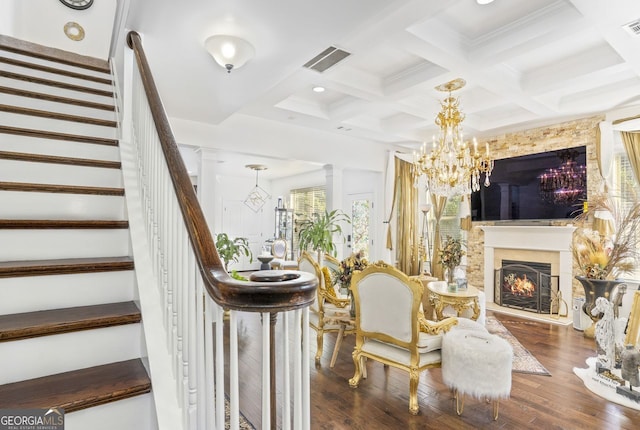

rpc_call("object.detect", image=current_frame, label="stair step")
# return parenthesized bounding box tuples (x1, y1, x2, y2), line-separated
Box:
(0, 358, 150, 412)
(0, 219, 128, 229)
(0, 302, 140, 342)
(0, 86, 115, 111)
(0, 256, 134, 278)
(0, 271, 135, 316)
(0, 104, 116, 127)
(0, 125, 118, 146)
(0, 34, 111, 74)
(0, 70, 113, 98)
(0, 181, 124, 196)
(0, 150, 120, 169)
(0, 56, 113, 86)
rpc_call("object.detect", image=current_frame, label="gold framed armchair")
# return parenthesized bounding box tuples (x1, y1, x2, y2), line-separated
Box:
(298, 251, 353, 364)
(348, 261, 457, 415)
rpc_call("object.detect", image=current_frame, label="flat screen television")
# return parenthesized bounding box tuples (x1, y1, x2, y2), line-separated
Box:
(471, 146, 587, 221)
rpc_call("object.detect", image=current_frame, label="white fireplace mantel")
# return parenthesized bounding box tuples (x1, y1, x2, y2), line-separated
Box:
(481, 225, 576, 320)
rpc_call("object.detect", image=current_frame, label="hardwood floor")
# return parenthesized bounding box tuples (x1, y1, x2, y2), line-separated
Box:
(230, 311, 640, 429)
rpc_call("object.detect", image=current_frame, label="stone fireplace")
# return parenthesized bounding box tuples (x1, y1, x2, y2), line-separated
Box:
(481, 225, 575, 321)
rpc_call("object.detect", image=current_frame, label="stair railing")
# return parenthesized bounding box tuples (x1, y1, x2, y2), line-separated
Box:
(120, 31, 317, 430)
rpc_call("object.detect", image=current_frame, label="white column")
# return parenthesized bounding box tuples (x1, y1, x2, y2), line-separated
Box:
(195, 148, 221, 235)
(324, 164, 343, 212)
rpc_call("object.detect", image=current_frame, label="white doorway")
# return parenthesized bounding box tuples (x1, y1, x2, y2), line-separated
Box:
(345, 193, 374, 260)
(221, 199, 264, 271)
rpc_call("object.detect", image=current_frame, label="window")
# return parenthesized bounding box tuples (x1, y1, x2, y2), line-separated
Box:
(290, 186, 326, 257)
(438, 195, 462, 241)
(611, 150, 640, 279)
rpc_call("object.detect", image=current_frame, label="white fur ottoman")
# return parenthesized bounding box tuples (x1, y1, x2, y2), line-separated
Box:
(442, 328, 513, 420)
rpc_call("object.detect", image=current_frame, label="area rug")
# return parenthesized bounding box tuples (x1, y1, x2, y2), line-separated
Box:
(485, 316, 551, 376)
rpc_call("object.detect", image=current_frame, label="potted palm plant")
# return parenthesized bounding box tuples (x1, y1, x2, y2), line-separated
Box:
(214, 233, 253, 271)
(297, 209, 350, 261)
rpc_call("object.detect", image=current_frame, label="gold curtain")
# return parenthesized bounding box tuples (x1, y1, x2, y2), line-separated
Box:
(430, 194, 447, 280)
(395, 158, 419, 275)
(595, 124, 608, 192)
(385, 157, 399, 250)
(621, 131, 640, 186)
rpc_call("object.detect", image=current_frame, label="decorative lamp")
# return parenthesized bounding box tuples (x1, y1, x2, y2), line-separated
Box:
(204, 35, 255, 73)
(413, 78, 494, 197)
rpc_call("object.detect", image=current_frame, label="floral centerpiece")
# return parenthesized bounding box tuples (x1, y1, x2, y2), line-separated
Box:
(335, 251, 369, 289)
(572, 193, 640, 339)
(572, 194, 640, 280)
(335, 251, 369, 317)
(439, 235, 465, 284)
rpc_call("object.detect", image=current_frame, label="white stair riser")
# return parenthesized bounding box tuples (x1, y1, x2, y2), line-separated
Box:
(0, 323, 143, 384)
(0, 133, 120, 161)
(0, 229, 131, 261)
(0, 111, 117, 140)
(2, 92, 117, 121)
(0, 76, 114, 106)
(1, 50, 113, 82)
(0, 270, 135, 315)
(0, 159, 123, 188)
(66, 393, 158, 430)
(0, 62, 114, 93)
(0, 191, 126, 219)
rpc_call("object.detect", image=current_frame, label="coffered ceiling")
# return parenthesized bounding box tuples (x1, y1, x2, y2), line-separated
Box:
(5, 0, 640, 178)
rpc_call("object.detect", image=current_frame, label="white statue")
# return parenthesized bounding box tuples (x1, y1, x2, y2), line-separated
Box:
(592, 296, 615, 370)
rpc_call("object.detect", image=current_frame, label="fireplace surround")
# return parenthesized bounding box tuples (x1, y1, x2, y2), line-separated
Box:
(481, 225, 575, 322)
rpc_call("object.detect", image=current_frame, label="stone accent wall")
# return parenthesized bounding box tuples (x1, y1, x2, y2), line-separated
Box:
(466, 115, 604, 299)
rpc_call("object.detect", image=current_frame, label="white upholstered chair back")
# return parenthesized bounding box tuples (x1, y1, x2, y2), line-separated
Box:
(352, 270, 422, 343)
(351, 262, 422, 347)
(271, 238, 288, 259)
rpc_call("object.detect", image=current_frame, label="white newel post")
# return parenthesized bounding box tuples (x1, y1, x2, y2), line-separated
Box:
(481, 225, 576, 320)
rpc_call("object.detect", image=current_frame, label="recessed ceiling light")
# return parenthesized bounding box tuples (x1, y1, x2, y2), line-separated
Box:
(477, 0, 495, 4)
(312, 86, 325, 93)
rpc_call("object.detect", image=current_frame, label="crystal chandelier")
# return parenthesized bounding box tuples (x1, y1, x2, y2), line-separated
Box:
(413, 78, 493, 197)
(538, 149, 586, 205)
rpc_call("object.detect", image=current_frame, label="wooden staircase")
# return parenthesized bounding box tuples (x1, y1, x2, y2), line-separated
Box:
(0, 36, 155, 429)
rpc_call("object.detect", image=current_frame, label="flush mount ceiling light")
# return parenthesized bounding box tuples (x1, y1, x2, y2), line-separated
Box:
(476, 0, 495, 4)
(312, 86, 326, 93)
(244, 164, 271, 213)
(204, 35, 255, 73)
(64, 22, 85, 41)
(59, 0, 94, 10)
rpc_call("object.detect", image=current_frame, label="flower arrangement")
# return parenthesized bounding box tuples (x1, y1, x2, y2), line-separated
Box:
(438, 235, 465, 272)
(572, 194, 640, 280)
(335, 251, 369, 288)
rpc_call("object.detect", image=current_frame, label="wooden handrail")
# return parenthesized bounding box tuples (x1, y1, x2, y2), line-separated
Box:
(126, 31, 316, 312)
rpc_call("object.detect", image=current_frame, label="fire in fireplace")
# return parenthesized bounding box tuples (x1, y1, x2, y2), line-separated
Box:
(495, 260, 559, 314)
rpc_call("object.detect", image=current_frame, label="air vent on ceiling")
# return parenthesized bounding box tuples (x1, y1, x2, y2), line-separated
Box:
(623, 19, 640, 37)
(303, 46, 351, 73)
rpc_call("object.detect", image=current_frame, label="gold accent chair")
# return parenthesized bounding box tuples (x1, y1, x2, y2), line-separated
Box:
(298, 251, 353, 364)
(348, 261, 457, 415)
(269, 238, 298, 270)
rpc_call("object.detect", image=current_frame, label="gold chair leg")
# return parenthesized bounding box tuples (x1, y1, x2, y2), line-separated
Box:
(493, 399, 499, 420)
(455, 390, 464, 416)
